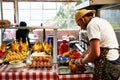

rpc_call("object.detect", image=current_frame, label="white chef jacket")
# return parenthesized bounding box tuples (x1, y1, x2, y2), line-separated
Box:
(87, 17, 119, 60)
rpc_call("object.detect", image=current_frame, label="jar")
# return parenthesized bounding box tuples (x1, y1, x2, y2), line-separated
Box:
(59, 40, 69, 55)
(47, 34, 54, 46)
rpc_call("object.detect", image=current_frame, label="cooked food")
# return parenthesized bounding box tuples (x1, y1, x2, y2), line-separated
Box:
(62, 49, 77, 59)
(0, 43, 6, 52)
(32, 40, 44, 52)
(4, 50, 29, 61)
(19, 38, 29, 52)
(69, 59, 86, 72)
(32, 40, 53, 55)
(43, 41, 52, 52)
(4, 38, 29, 61)
(31, 55, 52, 67)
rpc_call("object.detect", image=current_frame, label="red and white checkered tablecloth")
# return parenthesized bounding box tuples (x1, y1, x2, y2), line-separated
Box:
(0, 64, 58, 80)
(59, 74, 93, 80)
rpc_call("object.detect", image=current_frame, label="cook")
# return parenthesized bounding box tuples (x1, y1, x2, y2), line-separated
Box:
(74, 9, 120, 80)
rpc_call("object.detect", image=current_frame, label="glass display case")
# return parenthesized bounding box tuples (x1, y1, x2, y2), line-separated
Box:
(0, 26, 59, 63)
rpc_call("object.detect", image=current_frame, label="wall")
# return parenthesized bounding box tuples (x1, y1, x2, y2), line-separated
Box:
(33, 29, 79, 41)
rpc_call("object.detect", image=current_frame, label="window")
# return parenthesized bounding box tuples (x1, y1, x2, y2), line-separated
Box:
(100, 9, 120, 29)
(99, 5, 120, 29)
(2, 2, 14, 24)
(2, 2, 78, 29)
(18, 2, 78, 29)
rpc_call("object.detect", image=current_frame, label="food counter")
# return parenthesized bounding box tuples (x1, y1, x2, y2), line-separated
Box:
(58, 64, 93, 80)
(0, 49, 93, 80)
(0, 26, 93, 80)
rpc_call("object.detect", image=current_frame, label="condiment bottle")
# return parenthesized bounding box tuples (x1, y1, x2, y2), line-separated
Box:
(59, 40, 69, 55)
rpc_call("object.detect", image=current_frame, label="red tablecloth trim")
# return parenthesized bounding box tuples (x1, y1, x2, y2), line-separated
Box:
(0, 64, 93, 80)
(59, 74, 93, 80)
(0, 64, 58, 80)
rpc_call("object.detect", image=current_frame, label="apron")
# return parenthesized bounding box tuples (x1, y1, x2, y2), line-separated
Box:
(93, 48, 120, 80)
(93, 48, 109, 80)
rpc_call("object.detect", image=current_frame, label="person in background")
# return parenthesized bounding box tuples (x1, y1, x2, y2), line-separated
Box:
(16, 21, 30, 48)
(74, 9, 120, 80)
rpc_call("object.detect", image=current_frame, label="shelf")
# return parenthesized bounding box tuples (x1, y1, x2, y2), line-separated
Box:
(0, 26, 59, 30)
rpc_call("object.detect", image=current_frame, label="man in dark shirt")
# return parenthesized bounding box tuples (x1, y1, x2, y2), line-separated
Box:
(16, 21, 30, 48)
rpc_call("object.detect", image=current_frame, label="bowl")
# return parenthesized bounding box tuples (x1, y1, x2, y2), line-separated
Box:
(9, 60, 24, 68)
(0, 59, 3, 65)
(9, 60, 23, 65)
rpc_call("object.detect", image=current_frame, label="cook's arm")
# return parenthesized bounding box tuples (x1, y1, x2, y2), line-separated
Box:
(81, 46, 91, 58)
(81, 39, 100, 64)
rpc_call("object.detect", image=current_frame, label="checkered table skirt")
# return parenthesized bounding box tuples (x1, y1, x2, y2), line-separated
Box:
(0, 64, 58, 80)
(0, 64, 93, 80)
(59, 74, 93, 80)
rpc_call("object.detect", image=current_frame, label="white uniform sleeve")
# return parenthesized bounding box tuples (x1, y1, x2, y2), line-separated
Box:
(87, 22, 101, 41)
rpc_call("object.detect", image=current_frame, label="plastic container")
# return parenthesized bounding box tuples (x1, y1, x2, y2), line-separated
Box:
(58, 56, 69, 66)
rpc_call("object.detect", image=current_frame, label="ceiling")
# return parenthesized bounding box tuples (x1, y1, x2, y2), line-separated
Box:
(75, 0, 120, 10)
(2, 0, 79, 2)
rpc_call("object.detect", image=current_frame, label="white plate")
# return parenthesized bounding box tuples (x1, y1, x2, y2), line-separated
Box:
(9, 60, 23, 65)
(59, 66, 71, 74)
(9, 63, 26, 68)
(30, 52, 46, 60)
